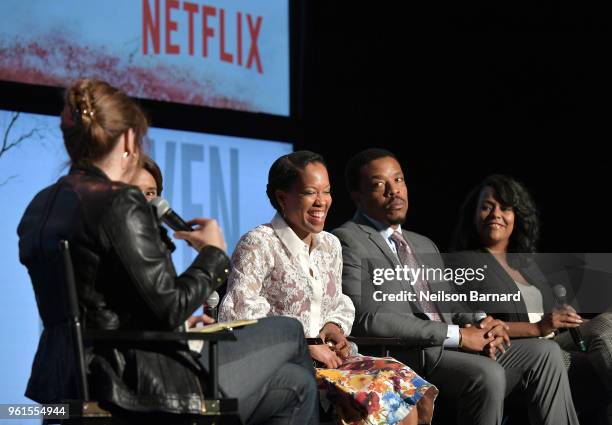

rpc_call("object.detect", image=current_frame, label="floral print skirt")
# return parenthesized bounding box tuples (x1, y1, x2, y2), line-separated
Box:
(316, 356, 438, 425)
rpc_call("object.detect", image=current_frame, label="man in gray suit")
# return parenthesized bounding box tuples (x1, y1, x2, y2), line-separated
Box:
(333, 149, 579, 425)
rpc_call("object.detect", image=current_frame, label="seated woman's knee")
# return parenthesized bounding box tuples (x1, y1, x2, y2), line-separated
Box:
(261, 316, 306, 340)
(533, 338, 565, 365)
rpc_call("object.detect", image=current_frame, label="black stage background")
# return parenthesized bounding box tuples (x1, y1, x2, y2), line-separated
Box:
(297, 3, 610, 253)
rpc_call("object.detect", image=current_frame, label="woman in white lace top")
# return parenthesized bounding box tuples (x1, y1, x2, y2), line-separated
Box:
(220, 151, 354, 367)
(218, 212, 355, 340)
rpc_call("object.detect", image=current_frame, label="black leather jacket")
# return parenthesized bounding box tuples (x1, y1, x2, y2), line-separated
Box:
(18, 164, 229, 414)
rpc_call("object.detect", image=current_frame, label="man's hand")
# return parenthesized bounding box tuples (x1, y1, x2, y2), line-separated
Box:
(478, 316, 511, 348)
(484, 336, 510, 360)
(174, 218, 226, 252)
(464, 316, 511, 360)
(459, 325, 495, 352)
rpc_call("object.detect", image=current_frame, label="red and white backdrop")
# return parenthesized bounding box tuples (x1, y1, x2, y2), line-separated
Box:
(0, 0, 289, 115)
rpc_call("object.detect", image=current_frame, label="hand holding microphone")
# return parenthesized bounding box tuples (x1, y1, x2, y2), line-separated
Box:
(455, 311, 494, 353)
(174, 218, 226, 252)
(186, 291, 220, 328)
(547, 285, 587, 352)
(204, 290, 220, 320)
(455, 311, 510, 360)
(475, 313, 511, 360)
(150, 197, 193, 232)
(150, 197, 226, 252)
(185, 303, 216, 352)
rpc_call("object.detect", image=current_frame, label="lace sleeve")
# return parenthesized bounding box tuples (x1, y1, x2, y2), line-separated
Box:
(322, 237, 355, 335)
(219, 229, 273, 321)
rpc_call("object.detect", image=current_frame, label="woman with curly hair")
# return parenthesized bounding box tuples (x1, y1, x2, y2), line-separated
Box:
(450, 174, 612, 423)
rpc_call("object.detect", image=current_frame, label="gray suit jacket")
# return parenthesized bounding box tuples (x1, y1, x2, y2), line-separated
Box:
(333, 211, 466, 347)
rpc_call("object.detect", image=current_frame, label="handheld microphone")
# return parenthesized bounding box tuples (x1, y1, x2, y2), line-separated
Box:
(453, 310, 487, 327)
(150, 197, 193, 232)
(553, 285, 587, 352)
(205, 291, 220, 320)
(473, 310, 487, 323)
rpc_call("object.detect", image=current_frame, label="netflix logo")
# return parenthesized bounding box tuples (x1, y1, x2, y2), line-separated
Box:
(142, 0, 264, 74)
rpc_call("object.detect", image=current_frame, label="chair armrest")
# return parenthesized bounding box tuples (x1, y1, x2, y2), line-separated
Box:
(348, 336, 405, 346)
(348, 335, 431, 349)
(84, 329, 236, 342)
(348, 336, 427, 371)
(84, 329, 236, 400)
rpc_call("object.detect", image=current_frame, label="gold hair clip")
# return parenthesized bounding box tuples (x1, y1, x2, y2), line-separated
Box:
(76, 106, 95, 119)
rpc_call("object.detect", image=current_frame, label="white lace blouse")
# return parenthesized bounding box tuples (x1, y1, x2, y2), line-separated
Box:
(219, 213, 355, 337)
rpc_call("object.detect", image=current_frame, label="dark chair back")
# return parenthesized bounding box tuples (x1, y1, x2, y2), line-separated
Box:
(60, 240, 89, 401)
(348, 336, 426, 371)
(57, 240, 240, 424)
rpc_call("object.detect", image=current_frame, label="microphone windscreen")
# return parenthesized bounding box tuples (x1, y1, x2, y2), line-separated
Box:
(150, 197, 170, 219)
(206, 291, 220, 308)
(453, 312, 474, 327)
(473, 311, 487, 322)
(552, 284, 567, 300)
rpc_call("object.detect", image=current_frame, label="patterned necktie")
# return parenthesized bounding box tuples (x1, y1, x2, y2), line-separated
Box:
(390, 231, 443, 322)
